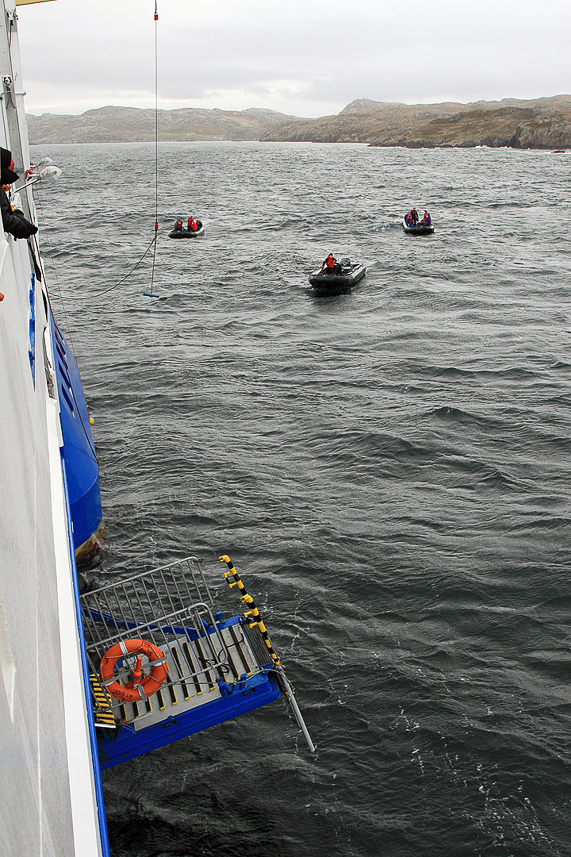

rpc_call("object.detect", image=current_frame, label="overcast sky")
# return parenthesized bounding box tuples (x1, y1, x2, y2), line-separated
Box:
(15, 0, 571, 118)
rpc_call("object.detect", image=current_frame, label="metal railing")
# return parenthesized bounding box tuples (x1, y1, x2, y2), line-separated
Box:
(81, 554, 315, 751)
(80, 556, 233, 695)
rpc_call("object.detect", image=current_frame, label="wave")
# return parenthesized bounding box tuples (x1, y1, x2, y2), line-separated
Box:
(39, 140, 571, 857)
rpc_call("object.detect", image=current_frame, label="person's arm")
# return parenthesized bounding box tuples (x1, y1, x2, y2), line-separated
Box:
(0, 189, 37, 239)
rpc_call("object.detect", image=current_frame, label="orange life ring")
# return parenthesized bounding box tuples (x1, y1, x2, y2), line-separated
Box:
(99, 638, 167, 703)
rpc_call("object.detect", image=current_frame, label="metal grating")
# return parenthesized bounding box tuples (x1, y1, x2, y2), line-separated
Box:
(79, 556, 260, 725)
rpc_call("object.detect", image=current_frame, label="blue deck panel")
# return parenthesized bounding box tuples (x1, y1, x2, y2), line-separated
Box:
(98, 671, 282, 768)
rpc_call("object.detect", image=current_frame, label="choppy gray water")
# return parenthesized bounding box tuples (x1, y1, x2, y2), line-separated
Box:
(35, 141, 571, 857)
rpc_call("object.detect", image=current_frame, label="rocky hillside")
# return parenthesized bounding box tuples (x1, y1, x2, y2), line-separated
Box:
(261, 95, 571, 149)
(26, 96, 571, 149)
(26, 105, 296, 144)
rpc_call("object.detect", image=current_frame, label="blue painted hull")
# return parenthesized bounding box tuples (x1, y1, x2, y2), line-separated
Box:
(97, 670, 281, 768)
(51, 316, 102, 554)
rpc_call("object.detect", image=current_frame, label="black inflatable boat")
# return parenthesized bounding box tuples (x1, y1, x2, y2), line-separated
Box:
(169, 220, 205, 238)
(402, 217, 434, 235)
(309, 260, 366, 291)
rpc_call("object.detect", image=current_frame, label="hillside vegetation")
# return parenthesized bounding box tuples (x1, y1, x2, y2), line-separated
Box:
(261, 96, 571, 148)
(27, 105, 295, 144)
(27, 96, 571, 149)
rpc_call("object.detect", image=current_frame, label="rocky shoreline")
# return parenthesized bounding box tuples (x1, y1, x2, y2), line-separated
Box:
(261, 96, 571, 149)
(27, 95, 571, 149)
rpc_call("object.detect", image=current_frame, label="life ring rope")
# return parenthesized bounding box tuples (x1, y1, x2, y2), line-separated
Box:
(99, 637, 168, 703)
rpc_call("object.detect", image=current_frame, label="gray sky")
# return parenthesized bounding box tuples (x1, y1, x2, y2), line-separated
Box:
(16, 0, 571, 118)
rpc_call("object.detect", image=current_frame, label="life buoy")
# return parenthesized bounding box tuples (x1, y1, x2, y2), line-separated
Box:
(99, 638, 168, 703)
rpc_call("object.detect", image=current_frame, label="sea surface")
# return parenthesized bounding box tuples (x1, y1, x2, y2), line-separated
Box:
(33, 141, 571, 857)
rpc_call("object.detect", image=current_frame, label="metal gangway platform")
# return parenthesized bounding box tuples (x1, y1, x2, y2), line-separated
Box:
(80, 555, 314, 766)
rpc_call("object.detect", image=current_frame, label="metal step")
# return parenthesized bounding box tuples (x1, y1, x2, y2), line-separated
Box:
(89, 673, 116, 729)
(114, 624, 263, 730)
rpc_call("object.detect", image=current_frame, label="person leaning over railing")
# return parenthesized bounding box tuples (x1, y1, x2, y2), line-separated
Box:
(0, 147, 37, 239)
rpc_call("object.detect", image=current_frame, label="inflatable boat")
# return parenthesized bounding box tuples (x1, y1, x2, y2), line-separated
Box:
(309, 260, 366, 291)
(402, 217, 434, 235)
(169, 220, 205, 239)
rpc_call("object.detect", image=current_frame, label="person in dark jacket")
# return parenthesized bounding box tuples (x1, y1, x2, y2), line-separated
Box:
(0, 148, 38, 239)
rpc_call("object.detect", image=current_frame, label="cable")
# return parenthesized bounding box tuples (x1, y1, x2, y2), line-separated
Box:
(31, 2, 163, 306)
(150, 0, 159, 292)
(89, 1, 162, 301)
(155, 0, 159, 227)
(35, 187, 159, 302)
(26, 216, 99, 462)
(89, 235, 158, 300)
(31, 189, 75, 340)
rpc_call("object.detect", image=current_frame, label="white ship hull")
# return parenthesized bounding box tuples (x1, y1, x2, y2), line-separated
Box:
(1, 5, 308, 851)
(0, 2, 107, 853)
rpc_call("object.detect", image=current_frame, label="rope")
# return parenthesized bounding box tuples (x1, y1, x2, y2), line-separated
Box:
(155, 0, 159, 225)
(89, 235, 158, 300)
(26, 204, 99, 462)
(30, 190, 74, 337)
(93, 0, 161, 300)
(35, 186, 158, 303)
(150, 0, 159, 292)
(28, 3, 163, 307)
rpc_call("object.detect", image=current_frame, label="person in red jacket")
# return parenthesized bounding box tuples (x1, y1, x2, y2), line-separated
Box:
(322, 253, 339, 274)
(187, 216, 197, 232)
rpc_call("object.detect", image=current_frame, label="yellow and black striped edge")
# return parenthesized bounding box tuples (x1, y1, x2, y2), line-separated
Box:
(89, 673, 116, 729)
(219, 555, 281, 666)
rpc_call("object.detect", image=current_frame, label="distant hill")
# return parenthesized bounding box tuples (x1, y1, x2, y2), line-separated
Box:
(261, 95, 571, 149)
(27, 97, 571, 149)
(26, 105, 297, 144)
